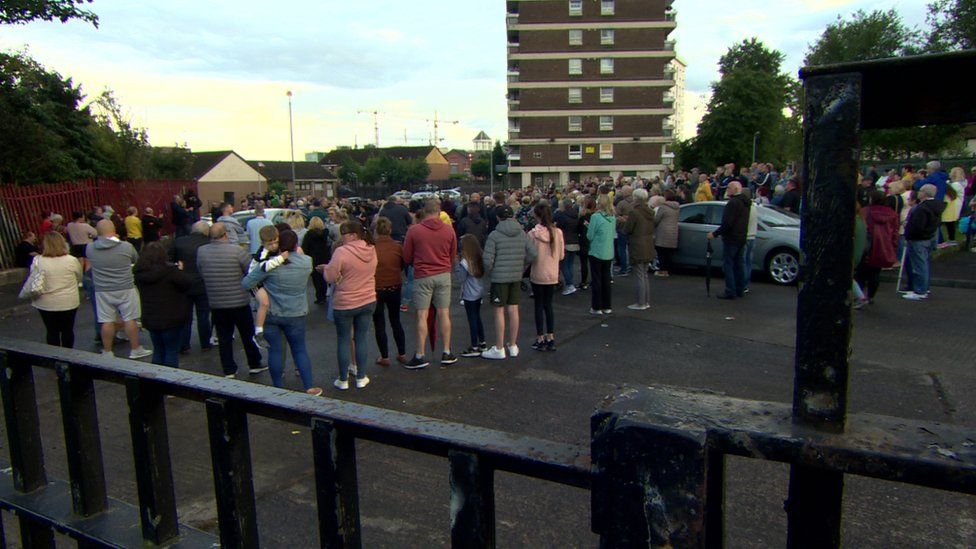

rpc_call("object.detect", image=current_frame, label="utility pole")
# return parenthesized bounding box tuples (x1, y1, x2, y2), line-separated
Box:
(287, 91, 296, 185)
(752, 131, 760, 164)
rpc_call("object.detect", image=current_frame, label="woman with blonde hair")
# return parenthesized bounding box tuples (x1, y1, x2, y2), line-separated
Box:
(287, 211, 307, 241)
(31, 232, 83, 348)
(302, 216, 331, 304)
(586, 194, 617, 315)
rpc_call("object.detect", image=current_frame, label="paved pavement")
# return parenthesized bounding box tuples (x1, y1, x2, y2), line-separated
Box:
(0, 265, 974, 547)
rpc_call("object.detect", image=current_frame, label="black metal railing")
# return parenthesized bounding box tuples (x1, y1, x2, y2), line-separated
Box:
(0, 337, 589, 548)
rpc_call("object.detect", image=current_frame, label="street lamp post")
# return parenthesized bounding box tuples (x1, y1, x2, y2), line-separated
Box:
(752, 131, 760, 165)
(489, 139, 494, 196)
(287, 91, 296, 187)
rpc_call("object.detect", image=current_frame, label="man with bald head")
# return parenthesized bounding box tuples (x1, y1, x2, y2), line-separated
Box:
(197, 222, 266, 377)
(86, 219, 152, 358)
(707, 181, 750, 300)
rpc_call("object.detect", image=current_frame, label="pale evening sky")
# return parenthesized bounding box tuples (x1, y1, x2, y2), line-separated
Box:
(0, 0, 928, 160)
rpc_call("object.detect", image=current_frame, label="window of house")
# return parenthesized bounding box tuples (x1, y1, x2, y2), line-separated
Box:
(600, 116, 614, 131)
(569, 0, 583, 16)
(600, 58, 614, 74)
(601, 0, 615, 15)
(533, 152, 543, 159)
(569, 29, 583, 45)
(568, 88, 582, 104)
(509, 119, 520, 133)
(600, 87, 614, 103)
(569, 58, 583, 75)
(568, 116, 583, 132)
(601, 29, 615, 45)
(599, 143, 614, 159)
(569, 145, 583, 160)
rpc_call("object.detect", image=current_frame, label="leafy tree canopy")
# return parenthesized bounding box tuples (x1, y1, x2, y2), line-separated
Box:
(926, 0, 976, 51)
(0, 0, 98, 27)
(804, 10, 909, 66)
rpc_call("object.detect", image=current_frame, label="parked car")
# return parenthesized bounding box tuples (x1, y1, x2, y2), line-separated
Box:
(411, 191, 436, 201)
(201, 208, 306, 247)
(440, 188, 462, 200)
(672, 201, 801, 285)
(392, 190, 413, 201)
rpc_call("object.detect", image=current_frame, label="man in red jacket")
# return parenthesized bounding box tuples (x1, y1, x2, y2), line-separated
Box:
(403, 200, 458, 368)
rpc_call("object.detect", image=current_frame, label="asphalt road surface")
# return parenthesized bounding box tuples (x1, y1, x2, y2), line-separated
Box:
(0, 265, 973, 547)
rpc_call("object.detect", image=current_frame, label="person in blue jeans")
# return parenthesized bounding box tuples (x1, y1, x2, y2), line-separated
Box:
(242, 229, 323, 395)
(902, 184, 945, 301)
(708, 181, 749, 299)
(322, 220, 378, 390)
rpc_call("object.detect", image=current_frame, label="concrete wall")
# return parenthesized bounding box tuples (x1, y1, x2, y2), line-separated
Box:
(197, 154, 267, 208)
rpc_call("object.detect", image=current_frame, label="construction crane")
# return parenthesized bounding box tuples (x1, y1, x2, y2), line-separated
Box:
(357, 109, 459, 147)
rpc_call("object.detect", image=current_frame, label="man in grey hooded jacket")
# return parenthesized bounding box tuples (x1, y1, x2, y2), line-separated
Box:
(86, 219, 152, 359)
(481, 205, 537, 360)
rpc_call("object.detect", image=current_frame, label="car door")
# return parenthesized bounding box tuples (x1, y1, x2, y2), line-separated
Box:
(676, 204, 715, 266)
(704, 205, 725, 263)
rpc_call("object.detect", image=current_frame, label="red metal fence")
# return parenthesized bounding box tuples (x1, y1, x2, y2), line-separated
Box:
(0, 180, 197, 270)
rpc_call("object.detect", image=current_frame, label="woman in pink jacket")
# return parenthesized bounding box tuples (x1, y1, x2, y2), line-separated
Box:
(323, 221, 378, 390)
(528, 202, 564, 351)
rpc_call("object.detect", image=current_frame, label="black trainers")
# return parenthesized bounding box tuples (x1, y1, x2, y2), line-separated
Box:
(531, 340, 547, 351)
(441, 352, 458, 365)
(545, 340, 557, 352)
(252, 332, 270, 349)
(403, 356, 429, 369)
(460, 347, 482, 357)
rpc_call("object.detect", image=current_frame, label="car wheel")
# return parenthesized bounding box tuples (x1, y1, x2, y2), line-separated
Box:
(766, 249, 799, 285)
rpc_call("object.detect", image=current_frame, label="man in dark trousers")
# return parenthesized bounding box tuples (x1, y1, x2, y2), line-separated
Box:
(170, 221, 213, 353)
(707, 181, 750, 300)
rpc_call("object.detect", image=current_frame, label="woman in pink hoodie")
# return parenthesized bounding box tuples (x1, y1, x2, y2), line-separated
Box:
(528, 202, 564, 351)
(323, 221, 378, 390)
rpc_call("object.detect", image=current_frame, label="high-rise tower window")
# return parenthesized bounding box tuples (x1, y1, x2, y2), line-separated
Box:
(569, 0, 583, 16)
(600, 58, 614, 74)
(569, 59, 583, 75)
(601, 0, 615, 15)
(569, 29, 583, 45)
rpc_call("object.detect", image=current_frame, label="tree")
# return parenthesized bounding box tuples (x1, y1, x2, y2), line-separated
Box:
(336, 157, 360, 184)
(0, 0, 98, 27)
(803, 8, 963, 160)
(925, 0, 976, 51)
(470, 157, 490, 179)
(686, 38, 797, 170)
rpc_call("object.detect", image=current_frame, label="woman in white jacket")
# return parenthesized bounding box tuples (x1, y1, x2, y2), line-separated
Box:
(31, 232, 83, 348)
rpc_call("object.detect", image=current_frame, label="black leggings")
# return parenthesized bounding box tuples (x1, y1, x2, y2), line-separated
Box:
(532, 283, 556, 336)
(944, 222, 956, 241)
(373, 287, 406, 358)
(856, 263, 882, 299)
(38, 308, 77, 348)
(656, 246, 675, 272)
(578, 244, 590, 285)
(589, 257, 612, 310)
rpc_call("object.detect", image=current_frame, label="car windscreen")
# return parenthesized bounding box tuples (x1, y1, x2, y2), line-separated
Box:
(759, 207, 800, 227)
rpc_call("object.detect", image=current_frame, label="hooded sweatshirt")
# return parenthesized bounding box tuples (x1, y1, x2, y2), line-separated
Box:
(528, 224, 565, 285)
(554, 208, 580, 247)
(586, 212, 616, 261)
(456, 209, 487, 248)
(324, 239, 378, 310)
(862, 205, 899, 268)
(135, 264, 192, 330)
(86, 237, 138, 292)
(217, 215, 245, 244)
(403, 217, 457, 280)
(483, 218, 537, 283)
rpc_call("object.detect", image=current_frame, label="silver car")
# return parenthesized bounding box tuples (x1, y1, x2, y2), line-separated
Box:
(672, 201, 801, 285)
(201, 208, 306, 247)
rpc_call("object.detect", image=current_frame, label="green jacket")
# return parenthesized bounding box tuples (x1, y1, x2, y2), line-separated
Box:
(587, 212, 616, 261)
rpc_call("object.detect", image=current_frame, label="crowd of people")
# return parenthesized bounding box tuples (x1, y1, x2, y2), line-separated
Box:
(13, 159, 976, 394)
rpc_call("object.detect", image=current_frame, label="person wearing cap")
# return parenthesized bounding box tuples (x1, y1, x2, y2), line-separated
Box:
(481, 204, 537, 360)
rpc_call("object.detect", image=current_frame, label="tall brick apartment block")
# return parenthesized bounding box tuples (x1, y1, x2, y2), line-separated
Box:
(506, 0, 677, 188)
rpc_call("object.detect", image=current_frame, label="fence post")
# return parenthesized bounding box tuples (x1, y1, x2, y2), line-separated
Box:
(55, 361, 108, 517)
(449, 450, 495, 548)
(591, 410, 712, 548)
(788, 70, 863, 548)
(0, 351, 55, 548)
(206, 397, 259, 548)
(311, 418, 362, 549)
(125, 376, 180, 544)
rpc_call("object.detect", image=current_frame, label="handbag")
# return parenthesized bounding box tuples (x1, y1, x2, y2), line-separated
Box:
(18, 257, 46, 300)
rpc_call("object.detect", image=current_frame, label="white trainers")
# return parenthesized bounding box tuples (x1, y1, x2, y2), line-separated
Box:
(602, 309, 613, 315)
(128, 347, 152, 360)
(348, 364, 358, 377)
(626, 303, 650, 311)
(333, 378, 350, 390)
(355, 376, 370, 389)
(589, 308, 604, 315)
(561, 285, 577, 296)
(902, 291, 927, 301)
(481, 346, 506, 360)
(507, 344, 519, 358)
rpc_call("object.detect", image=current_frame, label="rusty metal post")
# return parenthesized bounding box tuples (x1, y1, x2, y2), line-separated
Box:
(591, 411, 712, 548)
(55, 362, 108, 517)
(312, 418, 362, 549)
(0, 352, 55, 548)
(788, 71, 862, 548)
(207, 398, 259, 548)
(449, 450, 495, 548)
(126, 376, 179, 544)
